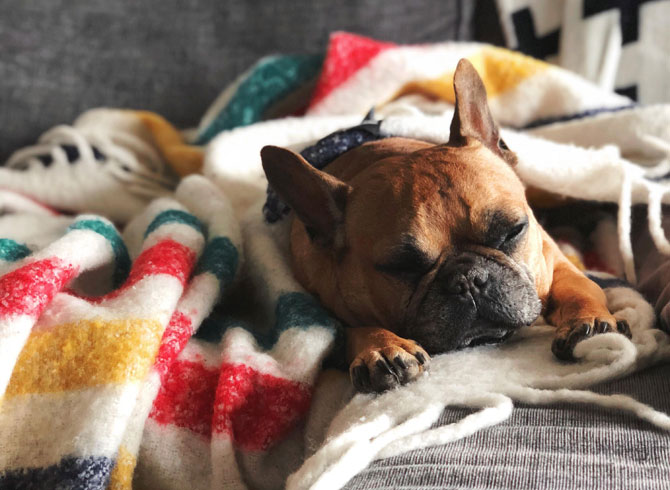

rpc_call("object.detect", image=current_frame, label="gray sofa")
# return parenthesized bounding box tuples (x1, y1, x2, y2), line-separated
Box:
(0, 0, 476, 162)
(3, 1, 669, 488)
(345, 366, 670, 489)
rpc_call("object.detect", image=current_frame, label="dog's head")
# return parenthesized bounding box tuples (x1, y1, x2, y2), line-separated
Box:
(261, 59, 543, 354)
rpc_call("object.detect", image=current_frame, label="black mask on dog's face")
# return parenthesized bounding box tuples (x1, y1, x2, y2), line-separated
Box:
(402, 245, 542, 354)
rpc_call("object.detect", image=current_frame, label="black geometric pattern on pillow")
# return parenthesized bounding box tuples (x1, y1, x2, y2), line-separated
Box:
(615, 85, 638, 100)
(511, 8, 561, 59)
(504, 1, 669, 102)
(583, 0, 657, 44)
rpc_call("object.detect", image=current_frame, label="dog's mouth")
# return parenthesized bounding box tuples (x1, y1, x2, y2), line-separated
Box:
(456, 316, 524, 349)
(459, 328, 515, 348)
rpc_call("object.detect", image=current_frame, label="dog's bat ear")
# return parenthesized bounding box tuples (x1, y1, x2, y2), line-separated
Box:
(261, 145, 352, 248)
(448, 59, 501, 151)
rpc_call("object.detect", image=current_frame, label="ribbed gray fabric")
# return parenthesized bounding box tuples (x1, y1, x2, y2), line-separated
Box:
(0, 0, 473, 162)
(344, 364, 670, 489)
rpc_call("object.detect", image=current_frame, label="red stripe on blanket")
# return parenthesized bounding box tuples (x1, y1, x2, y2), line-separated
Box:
(0, 258, 77, 318)
(154, 311, 194, 381)
(583, 250, 615, 275)
(150, 359, 219, 438)
(85, 240, 196, 303)
(0, 187, 62, 215)
(308, 32, 395, 109)
(212, 363, 312, 451)
(123, 239, 196, 288)
(150, 359, 312, 449)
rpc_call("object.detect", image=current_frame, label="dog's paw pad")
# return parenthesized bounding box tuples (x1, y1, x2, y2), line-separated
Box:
(350, 342, 429, 393)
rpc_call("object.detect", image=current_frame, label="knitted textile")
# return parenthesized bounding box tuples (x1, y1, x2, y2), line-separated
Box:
(0, 109, 198, 224)
(2, 32, 670, 490)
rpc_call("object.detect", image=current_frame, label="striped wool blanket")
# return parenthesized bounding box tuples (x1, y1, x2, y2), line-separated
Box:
(2, 32, 670, 490)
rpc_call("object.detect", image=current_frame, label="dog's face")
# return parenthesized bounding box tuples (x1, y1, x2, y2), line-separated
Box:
(262, 60, 545, 354)
(333, 141, 545, 354)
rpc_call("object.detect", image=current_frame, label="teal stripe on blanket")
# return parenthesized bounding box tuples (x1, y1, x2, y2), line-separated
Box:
(195, 292, 341, 350)
(68, 219, 131, 288)
(194, 236, 239, 285)
(195, 313, 249, 344)
(195, 313, 280, 351)
(144, 210, 205, 239)
(0, 455, 114, 490)
(195, 54, 324, 145)
(275, 292, 346, 367)
(274, 292, 339, 336)
(0, 239, 31, 262)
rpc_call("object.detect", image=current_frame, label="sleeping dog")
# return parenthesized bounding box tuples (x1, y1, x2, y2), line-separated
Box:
(261, 59, 631, 393)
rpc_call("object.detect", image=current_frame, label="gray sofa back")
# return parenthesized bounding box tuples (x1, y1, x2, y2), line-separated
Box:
(0, 0, 474, 161)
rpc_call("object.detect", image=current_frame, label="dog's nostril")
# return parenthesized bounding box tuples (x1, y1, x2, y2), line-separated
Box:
(472, 271, 488, 288)
(447, 276, 467, 295)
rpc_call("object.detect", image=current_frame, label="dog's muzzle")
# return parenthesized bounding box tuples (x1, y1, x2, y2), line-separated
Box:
(408, 252, 542, 354)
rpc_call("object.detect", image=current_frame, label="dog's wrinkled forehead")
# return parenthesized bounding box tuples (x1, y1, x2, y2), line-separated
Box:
(347, 142, 527, 252)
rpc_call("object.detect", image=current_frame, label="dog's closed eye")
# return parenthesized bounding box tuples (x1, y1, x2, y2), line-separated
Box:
(485, 212, 528, 252)
(375, 239, 435, 281)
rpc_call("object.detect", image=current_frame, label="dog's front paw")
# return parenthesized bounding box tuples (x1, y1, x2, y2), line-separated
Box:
(349, 340, 430, 393)
(552, 316, 631, 361)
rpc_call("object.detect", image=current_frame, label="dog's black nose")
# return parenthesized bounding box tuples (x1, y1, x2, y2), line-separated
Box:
(445, 268, 489, 295)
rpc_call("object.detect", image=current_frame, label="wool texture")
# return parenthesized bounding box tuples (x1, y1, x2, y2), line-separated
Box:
(1, 33, 670, 490)
(0, 109, 183, 224)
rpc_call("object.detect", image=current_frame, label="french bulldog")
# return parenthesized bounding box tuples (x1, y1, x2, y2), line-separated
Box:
(261, 59, 631, 393)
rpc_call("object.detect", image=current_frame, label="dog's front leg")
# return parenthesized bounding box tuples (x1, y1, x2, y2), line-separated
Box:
(346, 327, 430, 393)
(545, 257, 631, 361)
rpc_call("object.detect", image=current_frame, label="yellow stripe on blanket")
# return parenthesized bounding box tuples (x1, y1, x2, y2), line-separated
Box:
(133, 110, 204, 177)
(393, 46, 549, 103)
(5, 318, 163, 397)
(107, 445, 136, 490)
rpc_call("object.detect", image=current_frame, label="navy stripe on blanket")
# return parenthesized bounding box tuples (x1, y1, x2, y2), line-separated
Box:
(522, 105, 636, 129)
(0, 456, 114, 490)
(644, 171, 670, 183)
(586, 273, 632, 290)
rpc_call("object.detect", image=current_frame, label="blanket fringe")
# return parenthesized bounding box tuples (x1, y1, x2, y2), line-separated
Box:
(507, 385, 670, 431)
(617, 164, 636, 284)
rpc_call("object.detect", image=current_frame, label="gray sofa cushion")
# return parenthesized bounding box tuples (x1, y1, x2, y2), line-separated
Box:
(0, 0, 473, 162)
(344, 364, 670, 489)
